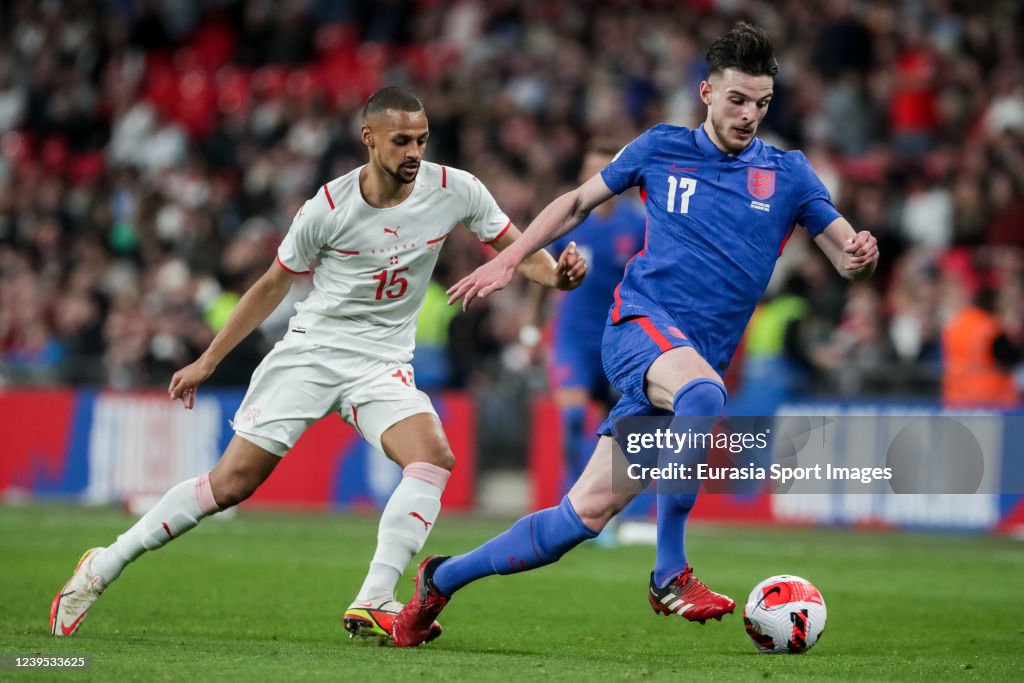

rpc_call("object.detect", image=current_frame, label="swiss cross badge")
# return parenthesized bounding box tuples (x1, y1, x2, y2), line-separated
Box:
(390, 256, 399, 265)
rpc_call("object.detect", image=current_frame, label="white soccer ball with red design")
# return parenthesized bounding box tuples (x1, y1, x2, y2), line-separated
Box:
(743, 575, 826, 654)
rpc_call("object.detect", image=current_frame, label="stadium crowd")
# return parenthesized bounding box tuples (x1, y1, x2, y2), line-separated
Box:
(1, 0, 1023, 408)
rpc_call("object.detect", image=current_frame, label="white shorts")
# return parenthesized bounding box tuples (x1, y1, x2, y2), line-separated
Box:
(232, 340, 437, 456)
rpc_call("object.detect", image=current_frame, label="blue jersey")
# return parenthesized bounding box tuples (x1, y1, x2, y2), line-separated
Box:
(600, 123, 840, 373)
(551, 201, 646, 351)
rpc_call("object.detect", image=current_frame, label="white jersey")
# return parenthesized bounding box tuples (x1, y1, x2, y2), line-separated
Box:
(276, 161, 511, 362)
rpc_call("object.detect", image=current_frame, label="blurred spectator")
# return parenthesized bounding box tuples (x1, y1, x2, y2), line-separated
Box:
(899, 173, 953, 250)
(942, 286, 1021, 409)
(733, 274, 813, 413)
(986, 171, 1024, 249)
(810, 283, 898, 395)
(888, 251, 942, 367)
(412, 276, 460, 390)
(984, 67, 1024, 136)
(888, 21, 941, 157)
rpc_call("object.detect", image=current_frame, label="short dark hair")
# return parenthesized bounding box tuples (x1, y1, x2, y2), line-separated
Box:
(706, 22, 779, 77)
(362, 87, 423, 120)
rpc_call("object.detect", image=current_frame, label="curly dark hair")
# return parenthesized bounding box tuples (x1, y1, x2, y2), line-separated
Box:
(706, 22, 780, 77)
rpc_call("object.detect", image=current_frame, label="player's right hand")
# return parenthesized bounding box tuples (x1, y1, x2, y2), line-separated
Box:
(168, 358, 215, 410)
(842, 230, 879, 274)
(554, 241, 587, 290)
(447, 254, 517, 311)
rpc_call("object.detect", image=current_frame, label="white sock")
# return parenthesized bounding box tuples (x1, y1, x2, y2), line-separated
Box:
(91, 473, 222, 583)
(355, 462, 450, 602)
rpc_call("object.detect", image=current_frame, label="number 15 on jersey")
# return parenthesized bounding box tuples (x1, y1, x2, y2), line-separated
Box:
(372, 267, 409, 300)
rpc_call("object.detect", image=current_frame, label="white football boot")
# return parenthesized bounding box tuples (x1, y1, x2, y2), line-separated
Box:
(50, 547, 107, 637)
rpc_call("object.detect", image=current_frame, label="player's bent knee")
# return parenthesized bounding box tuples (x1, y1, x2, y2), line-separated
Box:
(209, 436, 279, 508)
(380, 413, 456, 471)
(209, 481, 242, 509)
(568, 492, 619, 531)
(393, 444, 455, 472)
(411, 432, 456, 471)
(209, 463, 272, 508)
(419, 446, 455, 472)
(674, 378, 727, 415)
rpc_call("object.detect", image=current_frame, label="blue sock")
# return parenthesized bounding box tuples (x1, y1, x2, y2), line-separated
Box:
(560, 404, 586, 490)
(433, 496, 598, 596)
(653, 378, 726, 588)
(655, 491, 697, 586)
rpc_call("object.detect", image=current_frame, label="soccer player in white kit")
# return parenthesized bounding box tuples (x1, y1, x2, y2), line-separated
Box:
(50, 87, 587, 642)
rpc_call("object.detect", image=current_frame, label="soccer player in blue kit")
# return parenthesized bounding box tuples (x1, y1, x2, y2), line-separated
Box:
(394, 22, 878, 647)
(527, 141, 646, 494)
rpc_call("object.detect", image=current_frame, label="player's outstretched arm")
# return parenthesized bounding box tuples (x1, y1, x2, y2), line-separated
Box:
(487, 226, 587, 291)
(169, 260, 296, 409)
(813, 217, 879, 281)
(447, 173, 613, 310)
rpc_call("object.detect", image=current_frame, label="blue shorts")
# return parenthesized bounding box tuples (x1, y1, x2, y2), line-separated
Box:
(598, 313, 695, 437)
(549, 337, 612, 402)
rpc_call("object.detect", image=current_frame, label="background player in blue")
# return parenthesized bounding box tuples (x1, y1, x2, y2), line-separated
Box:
(525, 141, 646, 499)
(394, 22, 879, 647)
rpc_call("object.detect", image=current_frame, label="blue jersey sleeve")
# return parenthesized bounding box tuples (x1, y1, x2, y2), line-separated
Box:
(600, 128, 656, 195)
(791, 151, 841, 237)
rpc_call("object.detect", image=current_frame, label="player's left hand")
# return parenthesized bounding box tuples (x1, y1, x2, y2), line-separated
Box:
(843, 230, 879, 276)
(168, 357, 215, 409)
(554, 241, 587, 291)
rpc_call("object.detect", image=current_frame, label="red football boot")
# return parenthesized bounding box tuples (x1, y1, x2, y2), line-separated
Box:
(648, 565, 736, 624)
(392, 556, 450, 647)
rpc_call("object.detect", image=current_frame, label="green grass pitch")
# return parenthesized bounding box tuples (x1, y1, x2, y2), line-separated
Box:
(2, 503, 1022, 681)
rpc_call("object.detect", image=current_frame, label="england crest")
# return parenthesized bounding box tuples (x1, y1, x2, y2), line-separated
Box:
(747, 168, 776, 200)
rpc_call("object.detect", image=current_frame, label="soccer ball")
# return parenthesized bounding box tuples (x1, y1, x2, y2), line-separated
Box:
(743, 575, 826, 654)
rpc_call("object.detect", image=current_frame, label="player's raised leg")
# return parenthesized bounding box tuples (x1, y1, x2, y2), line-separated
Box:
(343, 410, 451, 641)
(50, 435, 278, 636)
(392, 435, 643, 647)
(643, 346, 736, 623)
